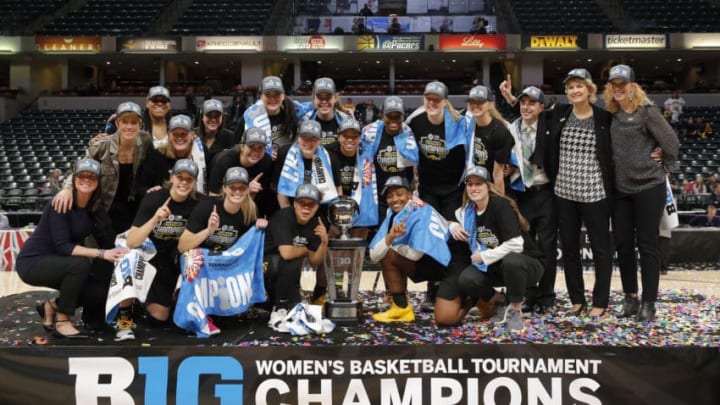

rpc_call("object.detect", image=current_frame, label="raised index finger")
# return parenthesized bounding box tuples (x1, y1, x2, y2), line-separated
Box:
(163, 197, 172, 207)
(252, 172, 263, 181)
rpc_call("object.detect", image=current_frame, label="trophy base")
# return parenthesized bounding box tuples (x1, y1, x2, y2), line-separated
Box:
(325, 301, 363, 324)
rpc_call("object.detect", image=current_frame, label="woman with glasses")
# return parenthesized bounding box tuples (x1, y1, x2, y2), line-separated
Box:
(178, 166, 268, 335)
(143, 86, 173, 148)
(16, 159, 128, 339)
(109, 159, 204, 341)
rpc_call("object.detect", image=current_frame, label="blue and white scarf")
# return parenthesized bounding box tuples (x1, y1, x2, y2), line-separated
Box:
(191, 136, 207, 193)
(105, 232, 158, 323)
(278, 143, 338, 204)
(299, 107, 351, 125)
(245, 100, 312, 155)
(506, 119, 526, 192)
(173, 227, 266, 338)
(462, 202, 488, 272)
(406, 106, 466, 151)
(370, 196, 451, 265)
(356, 120, 419, 226)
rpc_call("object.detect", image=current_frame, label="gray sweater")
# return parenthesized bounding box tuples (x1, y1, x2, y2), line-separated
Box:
(611, 104, 679, 194)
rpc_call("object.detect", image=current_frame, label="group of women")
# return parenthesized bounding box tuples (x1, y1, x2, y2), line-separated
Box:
(17, 66, 678, 338)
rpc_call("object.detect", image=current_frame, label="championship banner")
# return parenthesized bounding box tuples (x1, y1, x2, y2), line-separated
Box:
(173, 227, 266, 337)
(438, 34, 506, 50)
(356, 35, 424, 51)
(0, 230, 31, 272)
(0, 345, 718, 404)
(522, 35, 587, 49)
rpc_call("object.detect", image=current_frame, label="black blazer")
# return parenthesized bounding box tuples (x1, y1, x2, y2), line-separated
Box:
(544, 103, 614, 200)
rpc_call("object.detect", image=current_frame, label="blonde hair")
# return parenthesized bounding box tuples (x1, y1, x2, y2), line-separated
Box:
(462, 180, 530, 233)
(603, 82, 651, 113)
(221, 187, 258, 226)
(487, 102, 510, 127)
(565, 78, 598, 104)
(445, 102, 460, 122)
(160, 133, 196, 159)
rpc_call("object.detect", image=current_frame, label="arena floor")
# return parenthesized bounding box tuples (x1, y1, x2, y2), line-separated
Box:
(1, 265, 718, 348)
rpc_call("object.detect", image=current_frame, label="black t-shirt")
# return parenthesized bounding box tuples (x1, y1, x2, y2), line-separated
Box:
(210, 145, 277, 217)
(409, 113, 465, 191)
(186, 198, 251, 252)
(471, 118, 515, 173)
(273, 143, 341, 196)
(374, 129, 414, 191)
(132, 188, 201, 265)
(265, 206, 321, 254)
(202, 128, 236, 180)
(269, 109, 293, 150)
(326, 141, 357, 196)
(136, 148, 176, 197)
(473, 196, 541, 270)
(317, 116, 340, 146)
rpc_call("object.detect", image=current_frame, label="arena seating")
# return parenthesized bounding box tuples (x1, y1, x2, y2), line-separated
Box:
(623, 0, 720, 33)
(511, 0, 615, 34)
(0, 110, 109, 210)
(37, 0, 171, 36)
(0, 0, 64, 35)
(168, 0, 275, 35)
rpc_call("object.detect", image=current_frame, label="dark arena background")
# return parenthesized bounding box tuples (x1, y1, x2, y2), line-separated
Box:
(1, 0, 719, 403)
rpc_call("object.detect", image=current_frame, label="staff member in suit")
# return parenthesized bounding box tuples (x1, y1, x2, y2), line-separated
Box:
(499, 86, 557, 314)
(501, 70, 614, 317)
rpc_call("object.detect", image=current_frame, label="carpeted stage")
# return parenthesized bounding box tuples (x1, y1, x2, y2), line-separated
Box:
(0, 288, 719, 404)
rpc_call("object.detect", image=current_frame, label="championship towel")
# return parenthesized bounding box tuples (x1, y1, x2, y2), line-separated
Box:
(277, 143, 339, 204)
(191, 136, 207, 193)
(105, 232, 158, 324)
(462, 202, 488, 272)
(660, 175, 679, 232)
(173, 227, 266, 338)
(245, 101, 312, 155)
(370, 196, 451, 266)
(405, 106, 466, 150)
(507, 120, 527, 192)
(356, 120, 419, 226)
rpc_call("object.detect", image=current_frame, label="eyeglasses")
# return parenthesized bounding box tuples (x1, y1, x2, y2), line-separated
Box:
(76, 173, 98, 181)
(150, 98, 169, 104)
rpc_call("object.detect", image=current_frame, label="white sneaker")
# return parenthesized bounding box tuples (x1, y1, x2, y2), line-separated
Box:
(114, 313, 136, 341)
(268, 307, 288, 332)
(502, 307, 524, 331)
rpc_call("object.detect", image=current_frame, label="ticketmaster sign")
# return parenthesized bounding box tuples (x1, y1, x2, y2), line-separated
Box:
(604, 34, 668, 49)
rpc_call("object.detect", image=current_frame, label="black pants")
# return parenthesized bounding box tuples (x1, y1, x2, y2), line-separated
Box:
(658, 235, 670, 274)
(556, 196, 613, 308)
(419, 185, 463, 221)
(515, 186, 557, 304)
(264, 253, 304, 309)
(614, 183, 666, 302)
(16, 255, 93, 316)
(456, 252, 543, 304)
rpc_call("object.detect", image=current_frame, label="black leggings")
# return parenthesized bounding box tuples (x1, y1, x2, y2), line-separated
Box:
(16, 255, 92, 316)
(449, 252, 543, 304)
(264, 253, 304, 309)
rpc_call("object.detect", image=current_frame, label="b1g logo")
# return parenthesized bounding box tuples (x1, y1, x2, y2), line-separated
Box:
(69, 356, 243, 405)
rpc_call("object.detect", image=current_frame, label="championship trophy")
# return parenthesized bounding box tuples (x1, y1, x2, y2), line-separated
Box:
(324, 197, 366, 323)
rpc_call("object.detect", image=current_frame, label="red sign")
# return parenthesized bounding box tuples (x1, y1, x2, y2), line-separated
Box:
(438, 34, 506, 50)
